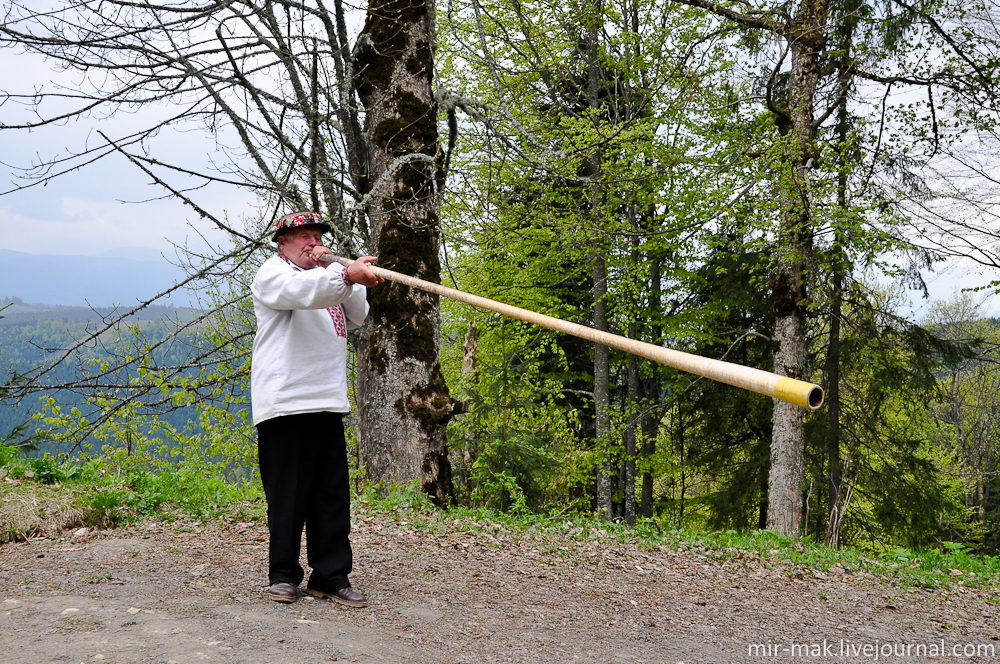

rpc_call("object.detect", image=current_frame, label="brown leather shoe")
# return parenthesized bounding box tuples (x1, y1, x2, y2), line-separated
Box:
(306, 586, 368, 608)
(266, 582, 298, 603)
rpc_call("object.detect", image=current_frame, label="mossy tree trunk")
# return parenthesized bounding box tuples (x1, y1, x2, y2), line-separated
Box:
(353, 0, 455, 505)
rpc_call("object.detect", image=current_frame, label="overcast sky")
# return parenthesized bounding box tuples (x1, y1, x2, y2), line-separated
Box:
(0, 44, 996, 318)
(0, 47, 255, 260)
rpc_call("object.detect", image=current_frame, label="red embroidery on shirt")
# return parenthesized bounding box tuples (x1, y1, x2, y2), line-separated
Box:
(327, 305, 347, 337)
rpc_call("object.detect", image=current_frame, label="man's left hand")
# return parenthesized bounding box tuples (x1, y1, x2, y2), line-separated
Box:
(346, 256, 384, 287)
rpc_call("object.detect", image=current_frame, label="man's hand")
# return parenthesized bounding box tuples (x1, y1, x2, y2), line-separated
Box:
(346, 256, 384, 287)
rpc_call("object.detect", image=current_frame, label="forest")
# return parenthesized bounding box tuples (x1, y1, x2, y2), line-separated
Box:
(0, 300, 208, 449)
(1, 0, 999, 559)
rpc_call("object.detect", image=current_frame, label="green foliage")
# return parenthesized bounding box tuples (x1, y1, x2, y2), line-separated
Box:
(801, 284, 964, 551)
(922, 295, 1000, 553)
(80, 489, 127, 529)
(0, 423, 263, 540)
(438, 0, 748, 522)
(28, 454, 74, 484)
(0, 440, 16, 468)
(450, 360, 568, 512)
(656, 230, 776, 531)
(0, 304, 209, 449)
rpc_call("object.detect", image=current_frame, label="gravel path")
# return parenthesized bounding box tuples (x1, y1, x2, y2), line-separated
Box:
(1, 511, 997, 663)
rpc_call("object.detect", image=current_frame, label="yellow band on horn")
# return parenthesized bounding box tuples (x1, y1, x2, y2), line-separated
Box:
(774, 377, 824, 410)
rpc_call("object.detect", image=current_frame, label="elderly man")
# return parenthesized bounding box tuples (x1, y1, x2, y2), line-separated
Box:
(250, 211, 383, 606)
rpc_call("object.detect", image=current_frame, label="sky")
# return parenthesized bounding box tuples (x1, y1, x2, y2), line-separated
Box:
(893, 264, 999, 321)
(0, 37, 997, 318)
(0, 47, 255, 260)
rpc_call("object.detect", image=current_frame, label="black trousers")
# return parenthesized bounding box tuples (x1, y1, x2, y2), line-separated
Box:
(256, 411, 353, 592)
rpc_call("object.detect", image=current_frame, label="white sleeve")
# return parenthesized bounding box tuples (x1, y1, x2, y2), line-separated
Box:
(342, 283, 369, 330)
(251, 257, 354, 310)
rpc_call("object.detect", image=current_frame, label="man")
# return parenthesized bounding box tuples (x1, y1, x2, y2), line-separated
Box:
(250, 211, 383, 606)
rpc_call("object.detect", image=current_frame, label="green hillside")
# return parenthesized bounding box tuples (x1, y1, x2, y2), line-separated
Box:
(0, 298, 215, 449)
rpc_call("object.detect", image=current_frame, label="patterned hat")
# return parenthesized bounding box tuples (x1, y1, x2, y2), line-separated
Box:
(271, 211, 332, 242)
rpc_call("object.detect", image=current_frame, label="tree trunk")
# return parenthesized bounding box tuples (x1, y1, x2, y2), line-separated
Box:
(766, 2, 826, 536)
(640, 248, 660, 518)
(825, 240, 844, 543)
(585, 0, 612, 520)
(625, 332, 639, 527)
(623, 233, 640, 527)
(676, 397, 686, 527)
(593, 252, 612, 519)
(825, 50, 850, 547)
(354, 0, 455, 505)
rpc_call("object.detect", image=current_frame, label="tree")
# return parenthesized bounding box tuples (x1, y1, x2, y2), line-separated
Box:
(438, 0, 739, 518)
(0, 0, 456, 498)
(925, 294, 1000, 551)
(805, 284, 965, 550)
(664, 0, 1000, 535)
(354, 0, 458, 503)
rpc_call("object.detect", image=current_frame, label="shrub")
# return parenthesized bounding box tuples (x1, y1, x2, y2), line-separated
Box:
(80, 489, 127, 528)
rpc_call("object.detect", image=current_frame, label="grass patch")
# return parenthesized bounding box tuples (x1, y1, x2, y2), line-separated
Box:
(0, 445, 265, 542)
(0, 480, 84, 542)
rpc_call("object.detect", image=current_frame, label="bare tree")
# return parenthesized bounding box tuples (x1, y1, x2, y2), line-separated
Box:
(0, 0, 458, 497)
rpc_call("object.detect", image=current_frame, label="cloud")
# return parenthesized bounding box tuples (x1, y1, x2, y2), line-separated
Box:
(0, 197, 240, 256)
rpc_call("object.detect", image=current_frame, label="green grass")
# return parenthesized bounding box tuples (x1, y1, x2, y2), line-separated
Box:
(0, 444, 265, 541)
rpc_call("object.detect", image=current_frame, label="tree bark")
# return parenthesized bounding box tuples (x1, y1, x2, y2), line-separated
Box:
(625, 329, 639, 527)
(593, 252, 612, 519)
(825, 50, 850, 547)
(640, 248, 661, 518)
(622, 232, 641, 527)
(354, 0, 455, 505)
(766, 0, 827, 536)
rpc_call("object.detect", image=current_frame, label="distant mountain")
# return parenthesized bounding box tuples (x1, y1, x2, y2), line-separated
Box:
(97, 246, 176, 261)
(0, 298, 201, 327)
(0, 249, 189, 307)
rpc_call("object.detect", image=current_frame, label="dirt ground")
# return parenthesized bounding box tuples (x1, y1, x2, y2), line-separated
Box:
(1, 510, 997, 664)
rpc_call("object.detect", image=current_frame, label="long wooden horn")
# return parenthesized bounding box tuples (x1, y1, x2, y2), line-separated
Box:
(323, 255, 823, 410)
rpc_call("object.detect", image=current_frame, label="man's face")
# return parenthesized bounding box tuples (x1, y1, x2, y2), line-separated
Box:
(278, 227, 324, 268)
